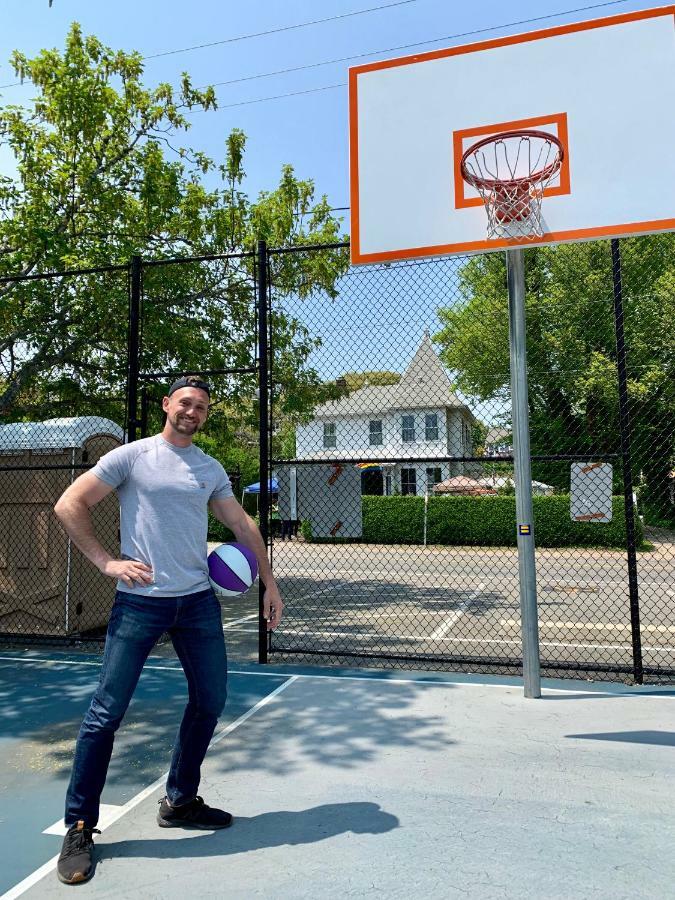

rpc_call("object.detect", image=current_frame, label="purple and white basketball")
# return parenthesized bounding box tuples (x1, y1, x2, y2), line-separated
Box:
(208, 542, 258, 596)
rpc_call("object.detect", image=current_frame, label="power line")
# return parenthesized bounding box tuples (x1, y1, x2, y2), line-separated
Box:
(208, 82, 347, 111)
(143, 0, 419, 59)
(0, 0, 418, 90)
(200, 0, 636, 112)
(205, 0, 633, 91)
(0, 0, 631, 92)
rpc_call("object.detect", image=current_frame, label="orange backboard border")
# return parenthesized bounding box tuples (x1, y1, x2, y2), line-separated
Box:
(349, 5, 675, 265)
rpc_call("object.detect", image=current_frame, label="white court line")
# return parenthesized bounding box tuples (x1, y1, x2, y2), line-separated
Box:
(1, 676, 298, 900)
(221, 626, 258, 633)
(222, 613, 258, 630)
(502, 618, 675, 634)
(272, 628, 675, 654)
(43, 805, 123, 837)
(5, 621, 675, 666)
(0, 654, 666, 698)
(430, 583, 486, 640)
(291, 604, 387, 610)
(0, 652, 632, 692)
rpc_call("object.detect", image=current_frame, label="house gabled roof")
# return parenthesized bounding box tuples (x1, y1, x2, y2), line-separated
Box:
(312, 332, 473, 419)
(485, 427, 511, 446)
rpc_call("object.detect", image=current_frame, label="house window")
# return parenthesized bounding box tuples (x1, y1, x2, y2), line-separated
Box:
(369, 419, 383, 446)
(426, 467, 442, 490)
(401, 468, 417, 495)
(401, 415, 416, 443)
(323, 422, 336, 449)
(425, 413, 439, 441)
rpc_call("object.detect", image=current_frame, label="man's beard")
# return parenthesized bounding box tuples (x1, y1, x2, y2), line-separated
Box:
(168, 412, 200, 435)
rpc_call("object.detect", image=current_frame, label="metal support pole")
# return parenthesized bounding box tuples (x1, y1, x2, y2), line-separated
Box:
(610, 238, 643, 684)
(506, 248, 541, 698)
(257, 240, 270, 664)
(127, 255, 142, 443)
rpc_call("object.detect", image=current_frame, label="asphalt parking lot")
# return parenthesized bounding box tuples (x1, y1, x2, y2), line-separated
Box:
(216, 529, 675, 678)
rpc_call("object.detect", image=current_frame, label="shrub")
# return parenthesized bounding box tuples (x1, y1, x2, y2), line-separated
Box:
(207, 512, 259, 543)
(303, 494, 643, 548)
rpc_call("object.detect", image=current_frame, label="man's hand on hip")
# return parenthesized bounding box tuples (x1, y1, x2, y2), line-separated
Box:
(101, 559, 154, 588)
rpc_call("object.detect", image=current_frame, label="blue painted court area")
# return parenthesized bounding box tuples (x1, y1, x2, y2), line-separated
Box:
(2, 652, 675, 899)
(0, 651, 289, 895)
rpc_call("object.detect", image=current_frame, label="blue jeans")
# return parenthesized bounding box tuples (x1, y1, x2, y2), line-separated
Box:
(65, 588, 227, 827)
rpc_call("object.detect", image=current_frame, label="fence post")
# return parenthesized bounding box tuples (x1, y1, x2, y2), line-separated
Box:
(257, 240, 270, 664)
(610, 238, 643, 684)
(127, 255, 142, 443)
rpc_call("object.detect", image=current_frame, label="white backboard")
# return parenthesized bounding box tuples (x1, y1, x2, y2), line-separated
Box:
(349, 7, 675, 264)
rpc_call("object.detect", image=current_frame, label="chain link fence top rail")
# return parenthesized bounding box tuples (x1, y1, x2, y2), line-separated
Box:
(265, 237, 674, 682)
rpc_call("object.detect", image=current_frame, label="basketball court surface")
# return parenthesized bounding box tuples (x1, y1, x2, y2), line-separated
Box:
(1, 651, 674, 899)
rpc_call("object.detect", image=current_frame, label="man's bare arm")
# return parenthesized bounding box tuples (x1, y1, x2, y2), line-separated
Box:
(54, 471, 153, 588)
(209, 496, 283, 629)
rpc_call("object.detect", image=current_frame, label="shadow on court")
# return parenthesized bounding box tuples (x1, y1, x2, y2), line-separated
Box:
(3, 655, 675, 899)
(98, 802, 398, 862)
(0, 658, 452, 786)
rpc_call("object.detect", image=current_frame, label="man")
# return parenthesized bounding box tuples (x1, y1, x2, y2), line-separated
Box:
(53, 375, 283, 885)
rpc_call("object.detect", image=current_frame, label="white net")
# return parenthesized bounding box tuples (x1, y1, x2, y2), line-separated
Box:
(461, 130, 564, 241)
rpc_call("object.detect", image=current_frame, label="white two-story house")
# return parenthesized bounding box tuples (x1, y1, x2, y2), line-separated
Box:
(295, 333, 476, 496)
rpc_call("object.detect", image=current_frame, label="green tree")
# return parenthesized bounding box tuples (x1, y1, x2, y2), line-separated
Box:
(435, 237, 675, 522)
(339, 370, 401, 391)
(0, 24, 348, 419)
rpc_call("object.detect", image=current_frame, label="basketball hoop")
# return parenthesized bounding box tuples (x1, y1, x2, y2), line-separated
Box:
(460, 129, 564, 241)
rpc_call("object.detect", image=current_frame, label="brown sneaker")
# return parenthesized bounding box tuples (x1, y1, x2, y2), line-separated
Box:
(57, 820, 100, 884)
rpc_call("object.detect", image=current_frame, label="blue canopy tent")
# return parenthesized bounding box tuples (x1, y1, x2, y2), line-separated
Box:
(241, 478, 279, 511)
(242, 478, 279, 495)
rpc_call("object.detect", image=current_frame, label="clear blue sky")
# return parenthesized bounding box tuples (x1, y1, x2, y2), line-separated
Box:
(0, 0, 661, 220)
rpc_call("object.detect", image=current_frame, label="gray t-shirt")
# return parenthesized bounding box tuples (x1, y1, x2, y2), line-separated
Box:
(91, 434, 233, 597)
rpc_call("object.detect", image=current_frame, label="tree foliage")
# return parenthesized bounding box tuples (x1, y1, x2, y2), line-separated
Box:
(338, 370, 401, 391)
(434, 236, 675, 520)
(0, 24, 349, 420)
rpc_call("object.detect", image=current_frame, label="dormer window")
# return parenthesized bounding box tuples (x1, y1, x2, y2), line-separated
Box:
(425, 413, 439, 441)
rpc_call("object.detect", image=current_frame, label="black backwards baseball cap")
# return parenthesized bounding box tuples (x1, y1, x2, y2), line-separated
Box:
(167, 375, 211, 398)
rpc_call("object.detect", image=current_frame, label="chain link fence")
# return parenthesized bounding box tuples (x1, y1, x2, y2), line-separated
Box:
(1, 236, 673, 683)
(0, 265, 129, 639)
(266, 237, 675, 683)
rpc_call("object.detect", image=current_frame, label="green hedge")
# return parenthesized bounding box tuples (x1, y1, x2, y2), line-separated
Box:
(303, 494, 643, 548)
